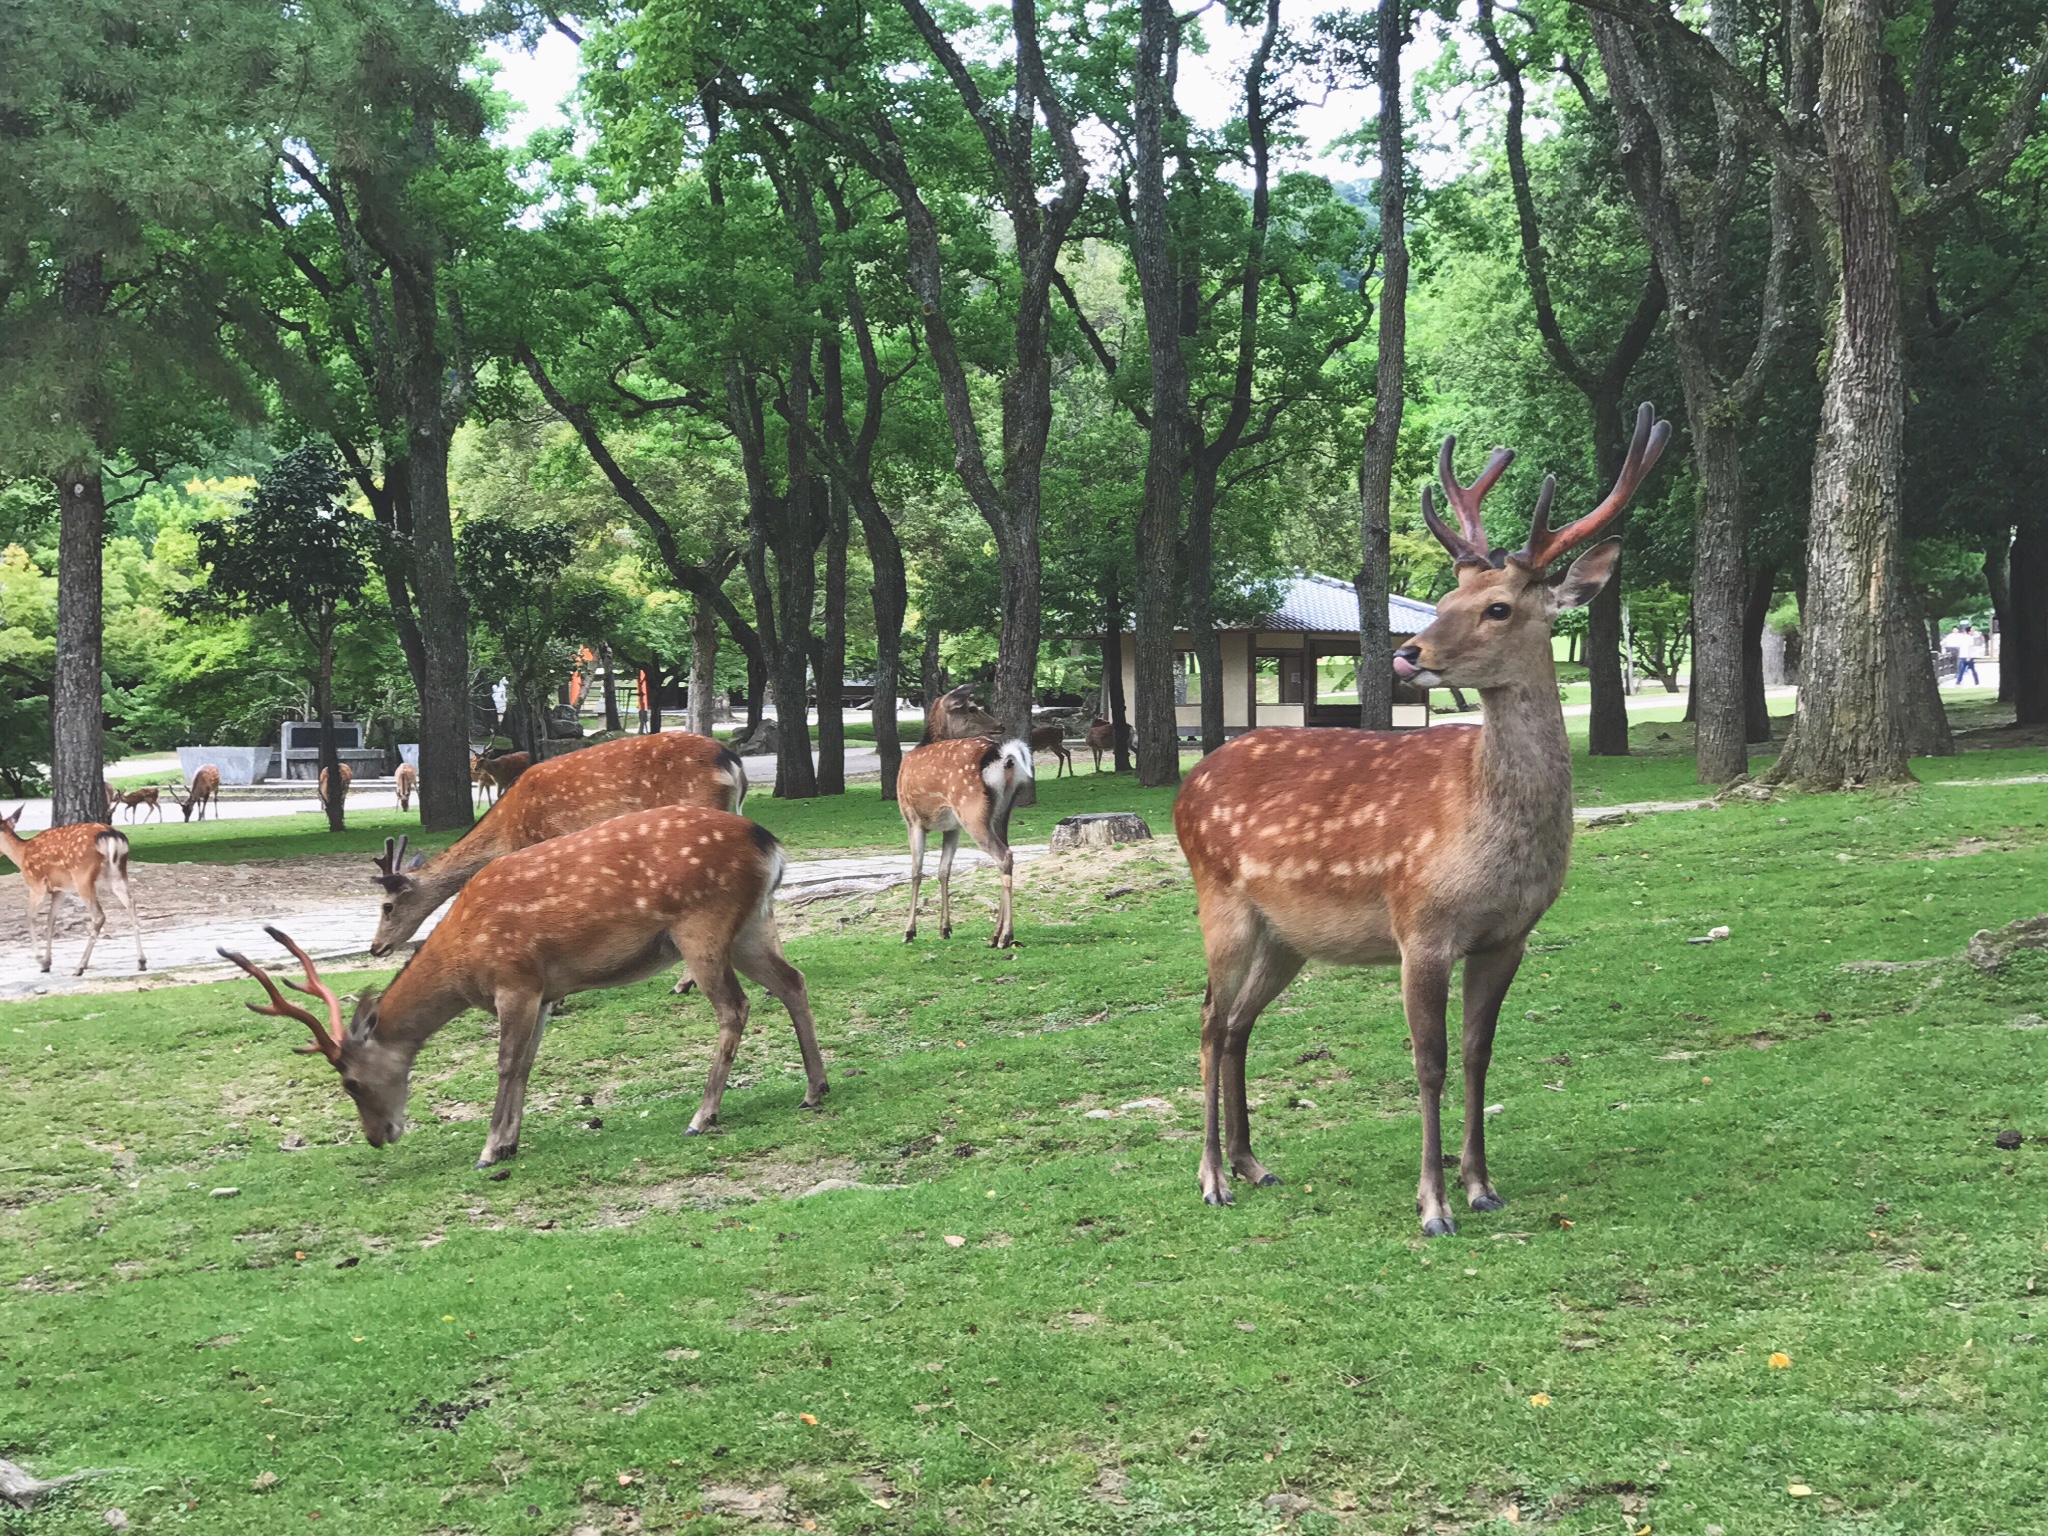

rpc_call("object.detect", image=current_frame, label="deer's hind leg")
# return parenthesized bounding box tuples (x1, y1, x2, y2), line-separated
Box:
(1220, 927, 1303, 1190)
(71, 882, 109, 976)
(958, 804, 1016, 949)
(677, 931, 750, 1135)
(734, 916, 827, 1110)
(936, 828, 961, 939)
(903, 821, 929, 943)
(479, 989, 550, 1168)
(102, 851, 145, 971)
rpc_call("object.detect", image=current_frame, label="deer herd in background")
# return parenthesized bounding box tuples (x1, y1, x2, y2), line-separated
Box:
(8, 408, 1673, 1233)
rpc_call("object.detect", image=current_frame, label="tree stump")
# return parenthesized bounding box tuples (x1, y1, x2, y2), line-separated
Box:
(1051, 812, 1153, 851)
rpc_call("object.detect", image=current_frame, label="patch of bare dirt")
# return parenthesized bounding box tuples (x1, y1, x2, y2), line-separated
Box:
(571, 1156, 860, 1227)
(0, 854, 377, 947)
(1905, 832, 2029, 860)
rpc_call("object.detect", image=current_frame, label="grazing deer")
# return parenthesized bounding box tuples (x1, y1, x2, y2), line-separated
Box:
(103, 781, 118, 814)
(923, 683, 1002, 742)
(1, 808, 146, 975)
(1174, 404, 1671, 1233)
(369, 731, 749, 956)
(223, 806, 822, 1167)
(117, 787, 162, 823)
(318, 763, 352, 811)
(896, 738, 1033, 948)
(1030, 724, 1073, 779)
(176, 765, 221, 822)
(393, 761, 418, 813)
(1085, 717, 1130, 772)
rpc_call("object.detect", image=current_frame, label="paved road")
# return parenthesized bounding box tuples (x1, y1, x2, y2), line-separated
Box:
(0, 843, 1051, 1000)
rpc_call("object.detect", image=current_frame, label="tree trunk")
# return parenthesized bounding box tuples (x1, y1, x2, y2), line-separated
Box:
(1355, 0, 1407, 732)
(1102, 578, 1133, 773)
(1742, 561, 1776, 743)
(647, 661, 664, 735)
(1129, 0, 1188, 788)
(51, 465, 106, 827)
(1584, 407, 1633, 755)
(316, 621, 345, 833)
(1984, 529, 2014, 704)
(1689, 418, 1748, 783)
(816, 485, 848, 795)
(920, 623, 945, 714)
(855, 495, 907, 797)
(396, 334, 474, 833)
(1770, 0, 1946, 786)
(688, 601, 718, 737)
(2009, 518, 2047, 725)
(1188, 466, 1227, 753)
(769, 501, 818, 796)
(994, 516, 1043, 805)
(599, 642, 622, 734)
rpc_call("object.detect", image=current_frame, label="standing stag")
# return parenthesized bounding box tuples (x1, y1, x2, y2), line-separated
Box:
(1, 809, 146, 975)
(393, 761, 418, 813)
(472, 750, 530, 804)
(176, 765, 221, 822)
(1174, 405, 1671, 1233)
(1029, 724, 1073, 778)
(223, 807, 822, 1166)
(896, 738, 1033, 948)
(369, 731, 748, 955)
(923, 682, 1003, 742)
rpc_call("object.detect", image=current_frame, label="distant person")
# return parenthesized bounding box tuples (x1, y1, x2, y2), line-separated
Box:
(1942, 621, 1983, 685)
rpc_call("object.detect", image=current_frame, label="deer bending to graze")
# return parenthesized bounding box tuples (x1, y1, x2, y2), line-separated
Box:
(393, 762, 418, 813)
(896, 738, 1033, 948)
(1029, 724, 1073, 779)
(1, 809, 146, 975)
(318, 763, 352, 811)
(370, 731, 749, 956)
(1175, 404, 1671, 1234)
(1085, 717, 1131, 772)
(224, 807, 821, 1167)
(923, 683, 1003, 743)
(176, 766, 221, 822)
(117, 787, 162, 823)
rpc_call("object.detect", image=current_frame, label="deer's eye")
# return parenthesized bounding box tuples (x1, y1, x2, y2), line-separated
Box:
(1483, 602, 1513, 621)
(381, 902, 393, 914)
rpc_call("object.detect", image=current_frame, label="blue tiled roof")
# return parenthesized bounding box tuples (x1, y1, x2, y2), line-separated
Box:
(1261, 574, 1437, 635)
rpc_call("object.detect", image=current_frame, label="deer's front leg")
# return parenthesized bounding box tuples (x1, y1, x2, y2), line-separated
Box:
(1401, 949, 1456, 1236)
(478, 995, 549, 1168)
(1459, 942, 1524, 1212)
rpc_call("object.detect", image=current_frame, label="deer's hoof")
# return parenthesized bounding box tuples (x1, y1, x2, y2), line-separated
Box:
(1202, 1186, 1234, 1207)
(1421, 1216, 1459, 1238)
(1254, 1172, 1281, 1187)
(1468, 1191, 1505, 1212)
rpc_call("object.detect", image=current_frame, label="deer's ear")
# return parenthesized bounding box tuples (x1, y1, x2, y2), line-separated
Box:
(1550, 538, 1622, 612)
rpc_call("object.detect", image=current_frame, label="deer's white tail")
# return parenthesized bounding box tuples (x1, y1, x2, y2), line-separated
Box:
(717, 746, 750, 812)
(982, 739, 1034, 816)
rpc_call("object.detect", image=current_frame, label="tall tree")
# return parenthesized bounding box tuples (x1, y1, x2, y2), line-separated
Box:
(1581, 0, 2048, 786)
(0, 0, 261, 823)
(1356, 0, 1411, 731)
(1472, 0, 1666, 757)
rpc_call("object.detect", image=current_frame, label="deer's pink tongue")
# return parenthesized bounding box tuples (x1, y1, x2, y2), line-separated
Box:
(1392, 655, 1420, 680)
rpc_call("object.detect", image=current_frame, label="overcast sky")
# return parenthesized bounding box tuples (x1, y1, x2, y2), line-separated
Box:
(480, 6, 1403, 185)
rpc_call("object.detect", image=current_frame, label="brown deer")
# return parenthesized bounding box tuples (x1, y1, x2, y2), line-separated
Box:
(393, 761, 418, 813)
(369, 731, 748, 956)
(318, 763, 352, 811)
(1085, 717, 1131, 772)
(923, 683, 1002, 742)
(470, 751, 496, 804)
(176, 765, 221, 822)
(896, 737, 1033, 948)
(222, 806, 822, 1167)
(1, 809, 147, 975)
(1174, 404, 1670, 1233)
(116, 787, 162, 823)
(1029, 724, 1073, 779)
(472, 750, 530, 804)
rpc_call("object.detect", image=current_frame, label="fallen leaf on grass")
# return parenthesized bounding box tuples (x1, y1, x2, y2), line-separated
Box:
(943, 1235, 966, 1247)
(798, 1413, 817, 1426)
(1787, 1484, 1813, 1497)
(1768, 1351, 1792, 1369)
(1528, 1393, 1551, 1407)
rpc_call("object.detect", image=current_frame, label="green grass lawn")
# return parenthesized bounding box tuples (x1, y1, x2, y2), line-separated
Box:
(6, 750, 2048, 1534)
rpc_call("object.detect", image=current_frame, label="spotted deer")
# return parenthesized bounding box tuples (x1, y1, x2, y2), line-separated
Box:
(1174, 404, 1671, 1233)
(393, 762, 418, 813)
(1029, 724, 1073, 778)
(369, 731, 749, 956)
(223, 806, 821, 1168)
(923, 683, 1002, 742)
(896, 738, 1033, 948)
(1, 809, 146, 975)
(117, 786, 162, 823)
(176, 765, 222, 822)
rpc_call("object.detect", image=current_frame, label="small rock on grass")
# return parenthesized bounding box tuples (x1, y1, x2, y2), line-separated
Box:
(209, 1187, 239, 1199)
(1996, 1129, 2024, 1151)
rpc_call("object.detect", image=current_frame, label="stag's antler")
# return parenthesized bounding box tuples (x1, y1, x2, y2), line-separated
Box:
(1510, 403, 1672, 570)
(1421, 437, 1515, 566)
(372, 834, 412, 890)
(217, 927, 346, 1063)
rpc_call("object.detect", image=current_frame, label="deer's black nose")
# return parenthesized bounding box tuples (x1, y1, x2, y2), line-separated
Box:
(1395, 645, 1421, 663)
